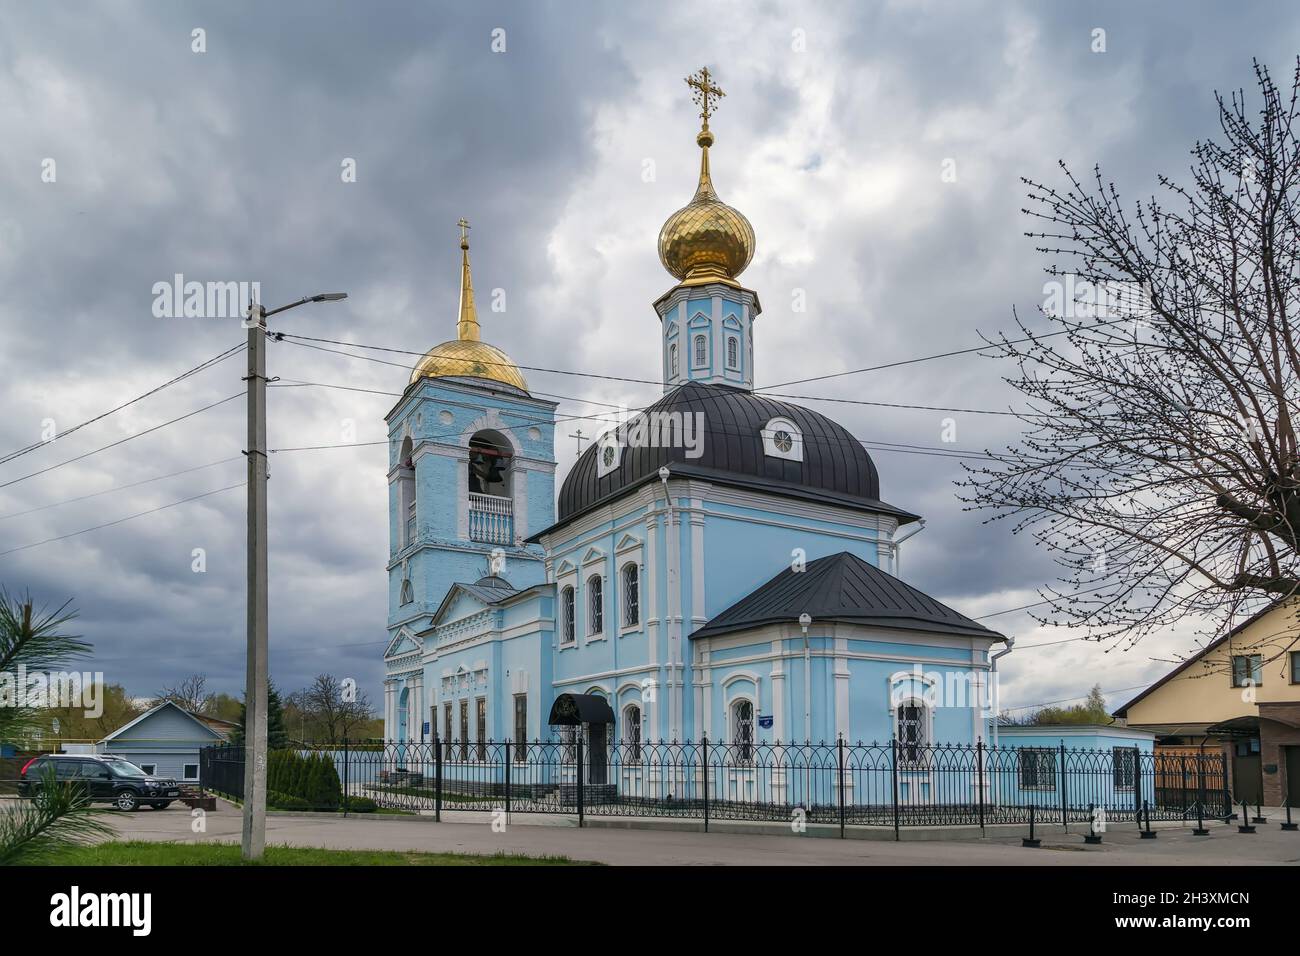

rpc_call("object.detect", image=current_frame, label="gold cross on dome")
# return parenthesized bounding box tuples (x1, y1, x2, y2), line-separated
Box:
(457, 217, 470, 246)
(685, 67, 725, 130)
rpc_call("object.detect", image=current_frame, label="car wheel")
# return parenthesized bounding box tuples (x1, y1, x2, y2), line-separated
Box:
(152, 802, 172, 810)
(114, 790, 139, 811)
(32, 787, 52, 810)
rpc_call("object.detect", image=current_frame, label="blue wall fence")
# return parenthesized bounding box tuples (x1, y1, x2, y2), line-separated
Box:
(201, 738, 1231, 835)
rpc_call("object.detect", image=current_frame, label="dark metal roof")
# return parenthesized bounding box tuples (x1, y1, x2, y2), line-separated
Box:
(551, 381, 917, 528)
(547, 693, 616, 726)
(690, 551, 1003, 641)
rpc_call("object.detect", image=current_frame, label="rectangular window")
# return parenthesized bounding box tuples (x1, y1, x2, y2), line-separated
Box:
(1112, 747, 1136, 790)
(1231, 654, 1263, 687)
(476, 697, 487, 761)
(459, 700, 469, 761)
(1290, 651, 1300, 684)
(1018, 749, 1057, 791)
(405, 499, 416, 546)
(588, 576, 604, 635)
(561, 586, 575, 645)
(183, 763, 200, 781)
(621, 563, 639, 628)
(443, 702, 453, 760)
(514, 694, 527, 761)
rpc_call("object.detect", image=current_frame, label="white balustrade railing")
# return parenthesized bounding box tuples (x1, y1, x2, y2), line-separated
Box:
(468, 492, 513, 544)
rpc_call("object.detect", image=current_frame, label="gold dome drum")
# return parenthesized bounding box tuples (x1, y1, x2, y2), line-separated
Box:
(409, 339, 528, 391)
(658, 188, 755, 284)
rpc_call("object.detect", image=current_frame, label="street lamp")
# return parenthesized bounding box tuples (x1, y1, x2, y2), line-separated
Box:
(242, 291, 347, 862)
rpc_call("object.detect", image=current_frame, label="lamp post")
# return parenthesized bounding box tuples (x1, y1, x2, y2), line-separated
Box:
(241, 291, 346, 861)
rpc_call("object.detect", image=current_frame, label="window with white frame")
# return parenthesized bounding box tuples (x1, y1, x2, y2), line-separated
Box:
(726, 335, 739, 369)
(514, 694, 527, 761)
(140, 764, 157, 776)
(624, 703, 642, 762)
(693, 334, 707, 367)
(761, 417, 803, 461)
(476, 697, 487, 761)
(587, 575, 604, 636)
(443, 702, 453, 759)
(597, 436, 621, 477)
(1018, 748, 1057, 791)
(896, 702, 929, 767)
(560, 586, 576, 645)
(621, 562, 639, 628)
(731, 698, 755, 765)
(183, 763, 199, 781)
(669, 343, 678, 378)
(459, 699, 469, 761)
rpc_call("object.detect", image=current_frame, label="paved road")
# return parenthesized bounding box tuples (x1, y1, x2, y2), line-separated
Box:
(101, 802, 1300, 865)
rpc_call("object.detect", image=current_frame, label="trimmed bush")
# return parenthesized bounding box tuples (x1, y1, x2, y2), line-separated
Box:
(345, 796, 378, 813)
(267, 790, 309, 811)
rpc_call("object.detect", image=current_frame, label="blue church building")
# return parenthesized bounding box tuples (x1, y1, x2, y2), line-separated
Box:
(382, 81, 1006, 772)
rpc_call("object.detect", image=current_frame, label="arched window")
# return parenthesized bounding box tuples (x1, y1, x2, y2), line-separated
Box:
(467, 430, 512, 497)
(693, 334, 707, 367)
(587, 575, 604, 635)
(624, 703, 642, 762)
(621, 562, 639, 628)
(560, 586, 576, 645)
(398, 436, 416, 547)
(896, 701, 929, 767)
(399, 579, 413, 605)
(726, 335, 739, 369)
(762, 417, 803, 462)
(669, 343, 679, 377)
(731, 698, 754, 765)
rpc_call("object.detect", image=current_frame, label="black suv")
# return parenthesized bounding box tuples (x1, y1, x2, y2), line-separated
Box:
(18, 754, 180, 811)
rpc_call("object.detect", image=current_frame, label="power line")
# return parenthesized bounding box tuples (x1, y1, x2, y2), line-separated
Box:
(1000, 683, 1150, 713)
(0, 343, 245, 467)
(0, 393, 243, 492)
(0, 456, 242, 521)
(0, 481, 246, 558)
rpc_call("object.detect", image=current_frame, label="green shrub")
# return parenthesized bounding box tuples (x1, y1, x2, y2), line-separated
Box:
(267, 790, 309, 810)
(345, 796, 378, 813)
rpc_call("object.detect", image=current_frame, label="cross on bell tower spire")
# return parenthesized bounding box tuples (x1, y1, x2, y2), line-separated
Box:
(686, 66, 725, 134)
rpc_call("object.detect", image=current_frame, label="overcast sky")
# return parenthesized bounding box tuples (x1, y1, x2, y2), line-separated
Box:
(1, 1, 1296, 717)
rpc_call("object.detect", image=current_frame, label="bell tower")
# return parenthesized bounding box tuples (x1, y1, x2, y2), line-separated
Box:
(385, 222, 557, 637)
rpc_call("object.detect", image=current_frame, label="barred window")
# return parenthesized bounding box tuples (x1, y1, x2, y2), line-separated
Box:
(443, 702, 452, 760)
(514, 694, 527, 761)
(896, 702, 929, 766)
(731, 698, 754, 764)
(669, 343, 678, 378)
(1018, 748, 1058, 791)
(459, 699, 469, 761)
(693, 334, 707, 367)
(621, 562, 639, 628)
(1112, 747, 1136, 790)
(587, 575, 604, 636)
(560, 586, 575, 645)
(726, 335, 739, 369)
(476, 697, 487, 761)
(624, 703, 642, 762)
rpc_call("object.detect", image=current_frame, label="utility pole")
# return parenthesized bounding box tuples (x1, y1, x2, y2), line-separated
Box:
(239, 291, 347, 861)
(242, 301, 269, 861)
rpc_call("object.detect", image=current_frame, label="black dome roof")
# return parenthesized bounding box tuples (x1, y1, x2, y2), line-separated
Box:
(549, 382, 918, 529)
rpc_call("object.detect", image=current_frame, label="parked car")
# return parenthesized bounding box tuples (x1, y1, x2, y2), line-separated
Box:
(18, 754, 180, 811)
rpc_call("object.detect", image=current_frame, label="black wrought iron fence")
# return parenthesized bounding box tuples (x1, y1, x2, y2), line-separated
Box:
(200, 737, 1230, 835)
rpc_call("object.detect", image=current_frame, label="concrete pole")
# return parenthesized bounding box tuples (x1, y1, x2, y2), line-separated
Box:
(241, 303, 269, 861)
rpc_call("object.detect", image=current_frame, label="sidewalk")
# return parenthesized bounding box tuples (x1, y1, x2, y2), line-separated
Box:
(99, 800, 1300, 866)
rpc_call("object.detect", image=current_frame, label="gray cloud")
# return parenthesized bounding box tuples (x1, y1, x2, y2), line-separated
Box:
(0, 0, 1292, 717)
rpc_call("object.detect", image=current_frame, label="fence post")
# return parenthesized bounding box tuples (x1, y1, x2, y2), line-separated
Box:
(1180, 755, 1189, 815)
(342, 736, 350, 817)
(1132, 746, 1141, 829)
(1059, 742, 1067, 826)
(1221, 752, 1231, 821)
(504, 739, 511, 820)
(891, 736, 901, 842)
(576, 731, 585, 828)
(434, 733, 442, 823)
(976, 739, 985, 833)
(837, 735, 846, 839)
(1193, 755, 1209, 835)
(701, 735, 709, 833)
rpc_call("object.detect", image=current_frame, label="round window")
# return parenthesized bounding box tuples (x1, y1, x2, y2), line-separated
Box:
(602, 445, 617, 467)
(773, 430, 793, 453)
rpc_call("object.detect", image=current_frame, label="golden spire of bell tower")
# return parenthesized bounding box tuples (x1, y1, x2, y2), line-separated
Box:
(456, 217, 480, 342)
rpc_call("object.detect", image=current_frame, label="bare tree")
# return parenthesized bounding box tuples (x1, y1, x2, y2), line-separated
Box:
(292, 674, 372, 744)
(960, 59, 1300, 658)
(155, 674, 213, 714)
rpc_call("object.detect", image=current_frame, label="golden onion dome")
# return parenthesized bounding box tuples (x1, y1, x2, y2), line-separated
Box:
(657, 129, 755, 286)
(409, 221, 529, 392)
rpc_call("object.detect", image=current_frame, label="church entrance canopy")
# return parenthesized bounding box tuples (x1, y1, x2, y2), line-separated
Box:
(547, 693, 615, 726)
